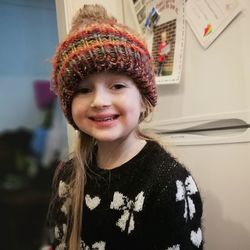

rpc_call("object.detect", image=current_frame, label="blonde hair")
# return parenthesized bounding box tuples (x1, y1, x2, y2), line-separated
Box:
(67, 132, 94, 249)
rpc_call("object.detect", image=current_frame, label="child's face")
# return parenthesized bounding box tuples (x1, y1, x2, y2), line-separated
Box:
(71, 72, 145, 143)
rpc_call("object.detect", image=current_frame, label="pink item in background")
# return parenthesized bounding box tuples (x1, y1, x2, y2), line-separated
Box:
(33, 80, 56, 110)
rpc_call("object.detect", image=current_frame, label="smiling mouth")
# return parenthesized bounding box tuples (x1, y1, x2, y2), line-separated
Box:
(90, 115, 120, 122)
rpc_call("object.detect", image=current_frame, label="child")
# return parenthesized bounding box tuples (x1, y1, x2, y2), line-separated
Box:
(49, 4, 203, 250)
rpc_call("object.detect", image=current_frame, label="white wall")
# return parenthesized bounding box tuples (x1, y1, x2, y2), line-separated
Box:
(0, 0, 58, 131)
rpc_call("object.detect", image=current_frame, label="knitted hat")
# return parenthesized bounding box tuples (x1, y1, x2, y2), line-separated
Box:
(51, 4, 157, 129)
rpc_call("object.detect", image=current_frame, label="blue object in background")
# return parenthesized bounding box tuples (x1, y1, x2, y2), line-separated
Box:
(30, 127, 48, 158)
(145, 7, 160, 30)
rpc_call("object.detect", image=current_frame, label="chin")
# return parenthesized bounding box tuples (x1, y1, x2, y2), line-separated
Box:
(95, 136, 121, 143)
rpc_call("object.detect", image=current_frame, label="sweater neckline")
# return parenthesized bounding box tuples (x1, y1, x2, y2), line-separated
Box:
(91, 140, 156, 175)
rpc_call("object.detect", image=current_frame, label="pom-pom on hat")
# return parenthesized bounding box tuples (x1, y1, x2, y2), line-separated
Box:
(51, 4, 157, 129)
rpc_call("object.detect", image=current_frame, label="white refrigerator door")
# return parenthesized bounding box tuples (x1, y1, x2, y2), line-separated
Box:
(147, 110, 250, 249)
(148, 110, 250, 145)
(167, 142, 250, 250)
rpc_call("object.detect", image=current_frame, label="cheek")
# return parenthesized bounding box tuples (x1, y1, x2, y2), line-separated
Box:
(71, 97, 88, 120)
(118, 97, 143, 119)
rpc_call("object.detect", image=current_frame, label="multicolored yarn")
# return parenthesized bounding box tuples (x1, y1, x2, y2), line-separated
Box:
(51, 19, 157, 129)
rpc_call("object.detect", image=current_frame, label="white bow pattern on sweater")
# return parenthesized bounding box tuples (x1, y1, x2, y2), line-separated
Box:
(110, 191, 145, 234)
(176, 175, 198, 221)
(166, 244, 180, 250)
(81, 241, 106, 250)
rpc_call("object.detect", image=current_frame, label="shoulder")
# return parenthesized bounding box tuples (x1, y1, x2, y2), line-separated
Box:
(145, 140, 203, 208)
(143, 140, 191, 181)
(144, 140, 202, 201)
(145, 141, 204, 249)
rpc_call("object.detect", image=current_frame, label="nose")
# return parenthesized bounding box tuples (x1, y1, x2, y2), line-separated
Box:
(90, 86, 111, 108)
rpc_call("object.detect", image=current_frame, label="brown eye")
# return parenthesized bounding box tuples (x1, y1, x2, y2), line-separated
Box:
(111, 83, 126, 90)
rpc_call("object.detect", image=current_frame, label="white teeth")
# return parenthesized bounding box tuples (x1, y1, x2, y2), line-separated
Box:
(94, 116, 115, 122)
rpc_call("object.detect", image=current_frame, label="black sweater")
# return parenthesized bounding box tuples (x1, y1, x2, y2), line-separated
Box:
(52, 140, 203, 250)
